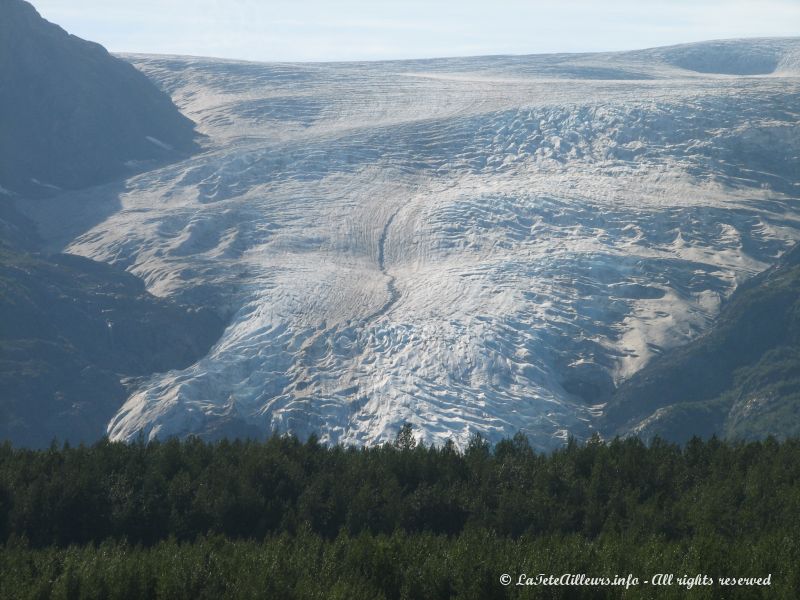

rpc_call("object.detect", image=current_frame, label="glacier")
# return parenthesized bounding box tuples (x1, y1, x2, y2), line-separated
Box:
(20, 38, 800, 449)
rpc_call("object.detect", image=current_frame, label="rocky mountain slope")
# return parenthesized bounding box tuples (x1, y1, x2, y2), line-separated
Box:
(0, 0, 198, 197)
(603, 241, 800, 443)
(0, 222, 224, 447)
(0, 2, 221, 447)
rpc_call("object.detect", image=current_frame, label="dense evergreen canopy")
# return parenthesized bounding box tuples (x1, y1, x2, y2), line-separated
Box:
(0, 432, 797, 597)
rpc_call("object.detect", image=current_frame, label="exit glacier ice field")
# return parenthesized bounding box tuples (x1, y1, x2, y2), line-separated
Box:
(24, 38, 800, 449)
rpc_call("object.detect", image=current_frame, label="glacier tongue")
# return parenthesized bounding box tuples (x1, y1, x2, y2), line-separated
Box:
(30, 41, 800, 449)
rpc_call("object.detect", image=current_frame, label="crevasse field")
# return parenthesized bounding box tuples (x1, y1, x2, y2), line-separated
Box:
(26, 38, 800, 449)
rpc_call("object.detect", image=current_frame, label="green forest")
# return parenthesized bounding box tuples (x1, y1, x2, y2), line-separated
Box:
(0, 430, 798, 598)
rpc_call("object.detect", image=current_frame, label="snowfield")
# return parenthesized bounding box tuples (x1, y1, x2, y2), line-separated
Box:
(24, 38, 800, 449)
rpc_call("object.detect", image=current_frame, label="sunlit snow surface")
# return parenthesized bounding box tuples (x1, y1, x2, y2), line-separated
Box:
(33, 39, 800, 448)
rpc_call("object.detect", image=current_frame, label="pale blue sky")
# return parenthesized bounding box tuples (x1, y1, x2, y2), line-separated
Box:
(32, 0, 800, 62)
